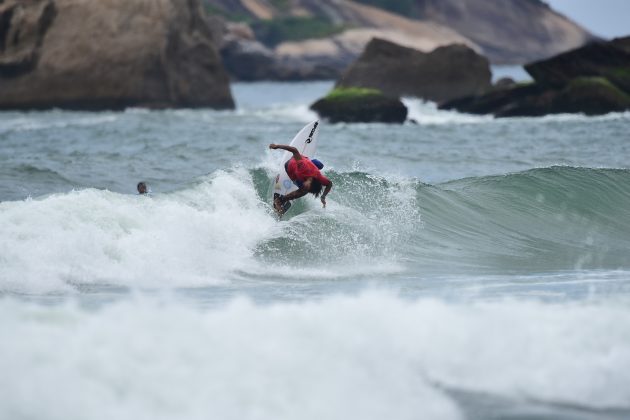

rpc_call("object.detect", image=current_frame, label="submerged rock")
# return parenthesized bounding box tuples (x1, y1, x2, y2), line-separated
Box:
(310, 87, 407, 124)
(0, 0, 234, 111)
(337, 38, 491, 103)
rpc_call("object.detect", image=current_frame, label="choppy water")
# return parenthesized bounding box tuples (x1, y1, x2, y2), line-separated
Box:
(1, 81, 630, 420)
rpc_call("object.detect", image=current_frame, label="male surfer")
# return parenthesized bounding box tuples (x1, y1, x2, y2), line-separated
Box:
(269, 143, 332, 211)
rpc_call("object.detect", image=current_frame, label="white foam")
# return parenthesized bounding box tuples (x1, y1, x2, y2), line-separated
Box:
(0, 168, 277, 292)
(1, 293, 629, 420)
(402, 98, 630, 125)
(0, 112, 119, 133)
(240, 104, 319, 123)
(534, 111, 630, 123)
(402, 98, 493, 125)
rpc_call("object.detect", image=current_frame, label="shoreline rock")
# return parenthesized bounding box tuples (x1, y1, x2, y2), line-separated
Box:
(0, 0, 234, 111)
(441, 37, 630, 118)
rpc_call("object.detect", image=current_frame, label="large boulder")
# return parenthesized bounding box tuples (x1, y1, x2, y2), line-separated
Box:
(442, 77, 630, 118)
(525, 37, 630, 92)
(441, 37, 630, 118)
(0, 0, 234, 110)
(310, 87, 407, 124)
(336, 38, 491, 103)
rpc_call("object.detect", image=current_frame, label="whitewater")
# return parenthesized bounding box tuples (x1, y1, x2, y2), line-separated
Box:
(1, 80, 630, 420)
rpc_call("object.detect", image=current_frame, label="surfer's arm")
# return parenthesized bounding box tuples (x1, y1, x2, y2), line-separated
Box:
(282, 186, 309, 202)
(320, 182, 332, 208)
(269, 144, 302, 160)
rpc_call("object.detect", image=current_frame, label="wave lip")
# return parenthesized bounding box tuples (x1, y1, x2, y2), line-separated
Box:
(3, 165, 630, 294)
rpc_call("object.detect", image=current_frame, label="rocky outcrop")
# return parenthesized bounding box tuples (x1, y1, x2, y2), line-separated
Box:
(213, 0, 478, 80)
(404, 0, 595, 64)
(0, 0, 234, 111)
(204, 0, 593, 68)
(218, 21, 339, 80)
(336, 38, 491, 103)
(0, 0, 56, 77)
(441, 37, 630, 117)
(525, 37, 630, 92)
(272, 23, 477, 80)
(310, 87, 407, 123)
(220, 22, 279, 81)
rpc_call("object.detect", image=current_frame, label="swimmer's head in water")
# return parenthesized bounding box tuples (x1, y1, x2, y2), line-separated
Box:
(137, 182, 147, 194)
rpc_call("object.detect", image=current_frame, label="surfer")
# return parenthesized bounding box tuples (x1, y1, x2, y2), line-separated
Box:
(269, 143, 332, 210)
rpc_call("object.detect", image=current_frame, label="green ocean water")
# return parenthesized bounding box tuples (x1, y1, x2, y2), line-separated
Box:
(1, 81, 630, 420)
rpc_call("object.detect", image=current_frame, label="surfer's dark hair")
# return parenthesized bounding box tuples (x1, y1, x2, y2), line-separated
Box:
(309, 179, 323, 198)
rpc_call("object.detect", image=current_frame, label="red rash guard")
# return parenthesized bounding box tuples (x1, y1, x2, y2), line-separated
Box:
(286, 156, 331, 187)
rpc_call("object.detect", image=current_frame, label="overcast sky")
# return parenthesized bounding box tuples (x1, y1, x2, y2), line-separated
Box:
(546, 0, 629, 38)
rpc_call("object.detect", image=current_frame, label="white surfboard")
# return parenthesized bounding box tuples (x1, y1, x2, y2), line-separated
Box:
(272, 120, 320, 215)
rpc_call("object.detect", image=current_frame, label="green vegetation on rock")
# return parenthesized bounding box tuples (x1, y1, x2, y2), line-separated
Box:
(567, 77, 630, 100)
(253, 17, 346, 47)
(324, 87, 385, 101)
(311, 87, 407, 123)
(608, 67, 630, 90)
(610, 67, 630, 79)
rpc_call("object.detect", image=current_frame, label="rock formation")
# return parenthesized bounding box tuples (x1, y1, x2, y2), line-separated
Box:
(441, 37, 630, 118)
(202, 0, 594, 81)
(310, 87, 407, 123)
(410, 0, 595, 64)
(525, 37, 630, 93)
(205, 0, 481, 80)
(336, 38, 491, 103)
(0, 0, 234, 111)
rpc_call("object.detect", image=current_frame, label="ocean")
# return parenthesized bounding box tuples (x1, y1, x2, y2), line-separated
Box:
(1, 80, 630, 420)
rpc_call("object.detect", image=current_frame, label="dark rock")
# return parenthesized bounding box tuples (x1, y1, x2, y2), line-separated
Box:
(442, 77, 630, 118)
(0, 0, 234, 111)
(310, 88, 407, 123)
(441, 83, 548, 116)
(442, 36, 630, 118)
(526, 36, 630, 93)
(337, 38, 491, 103)
(218, 20, 339, 81)
(554, 77, 630, 115)
(221, 38, 278, 81)
(493, 77, 516, 90)
(220, 39, 339, 81)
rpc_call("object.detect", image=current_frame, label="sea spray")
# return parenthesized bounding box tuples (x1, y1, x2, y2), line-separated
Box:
(0, 168, 276, 293)
(4, 166, 630, 293)
(1, 293, 629, 420)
